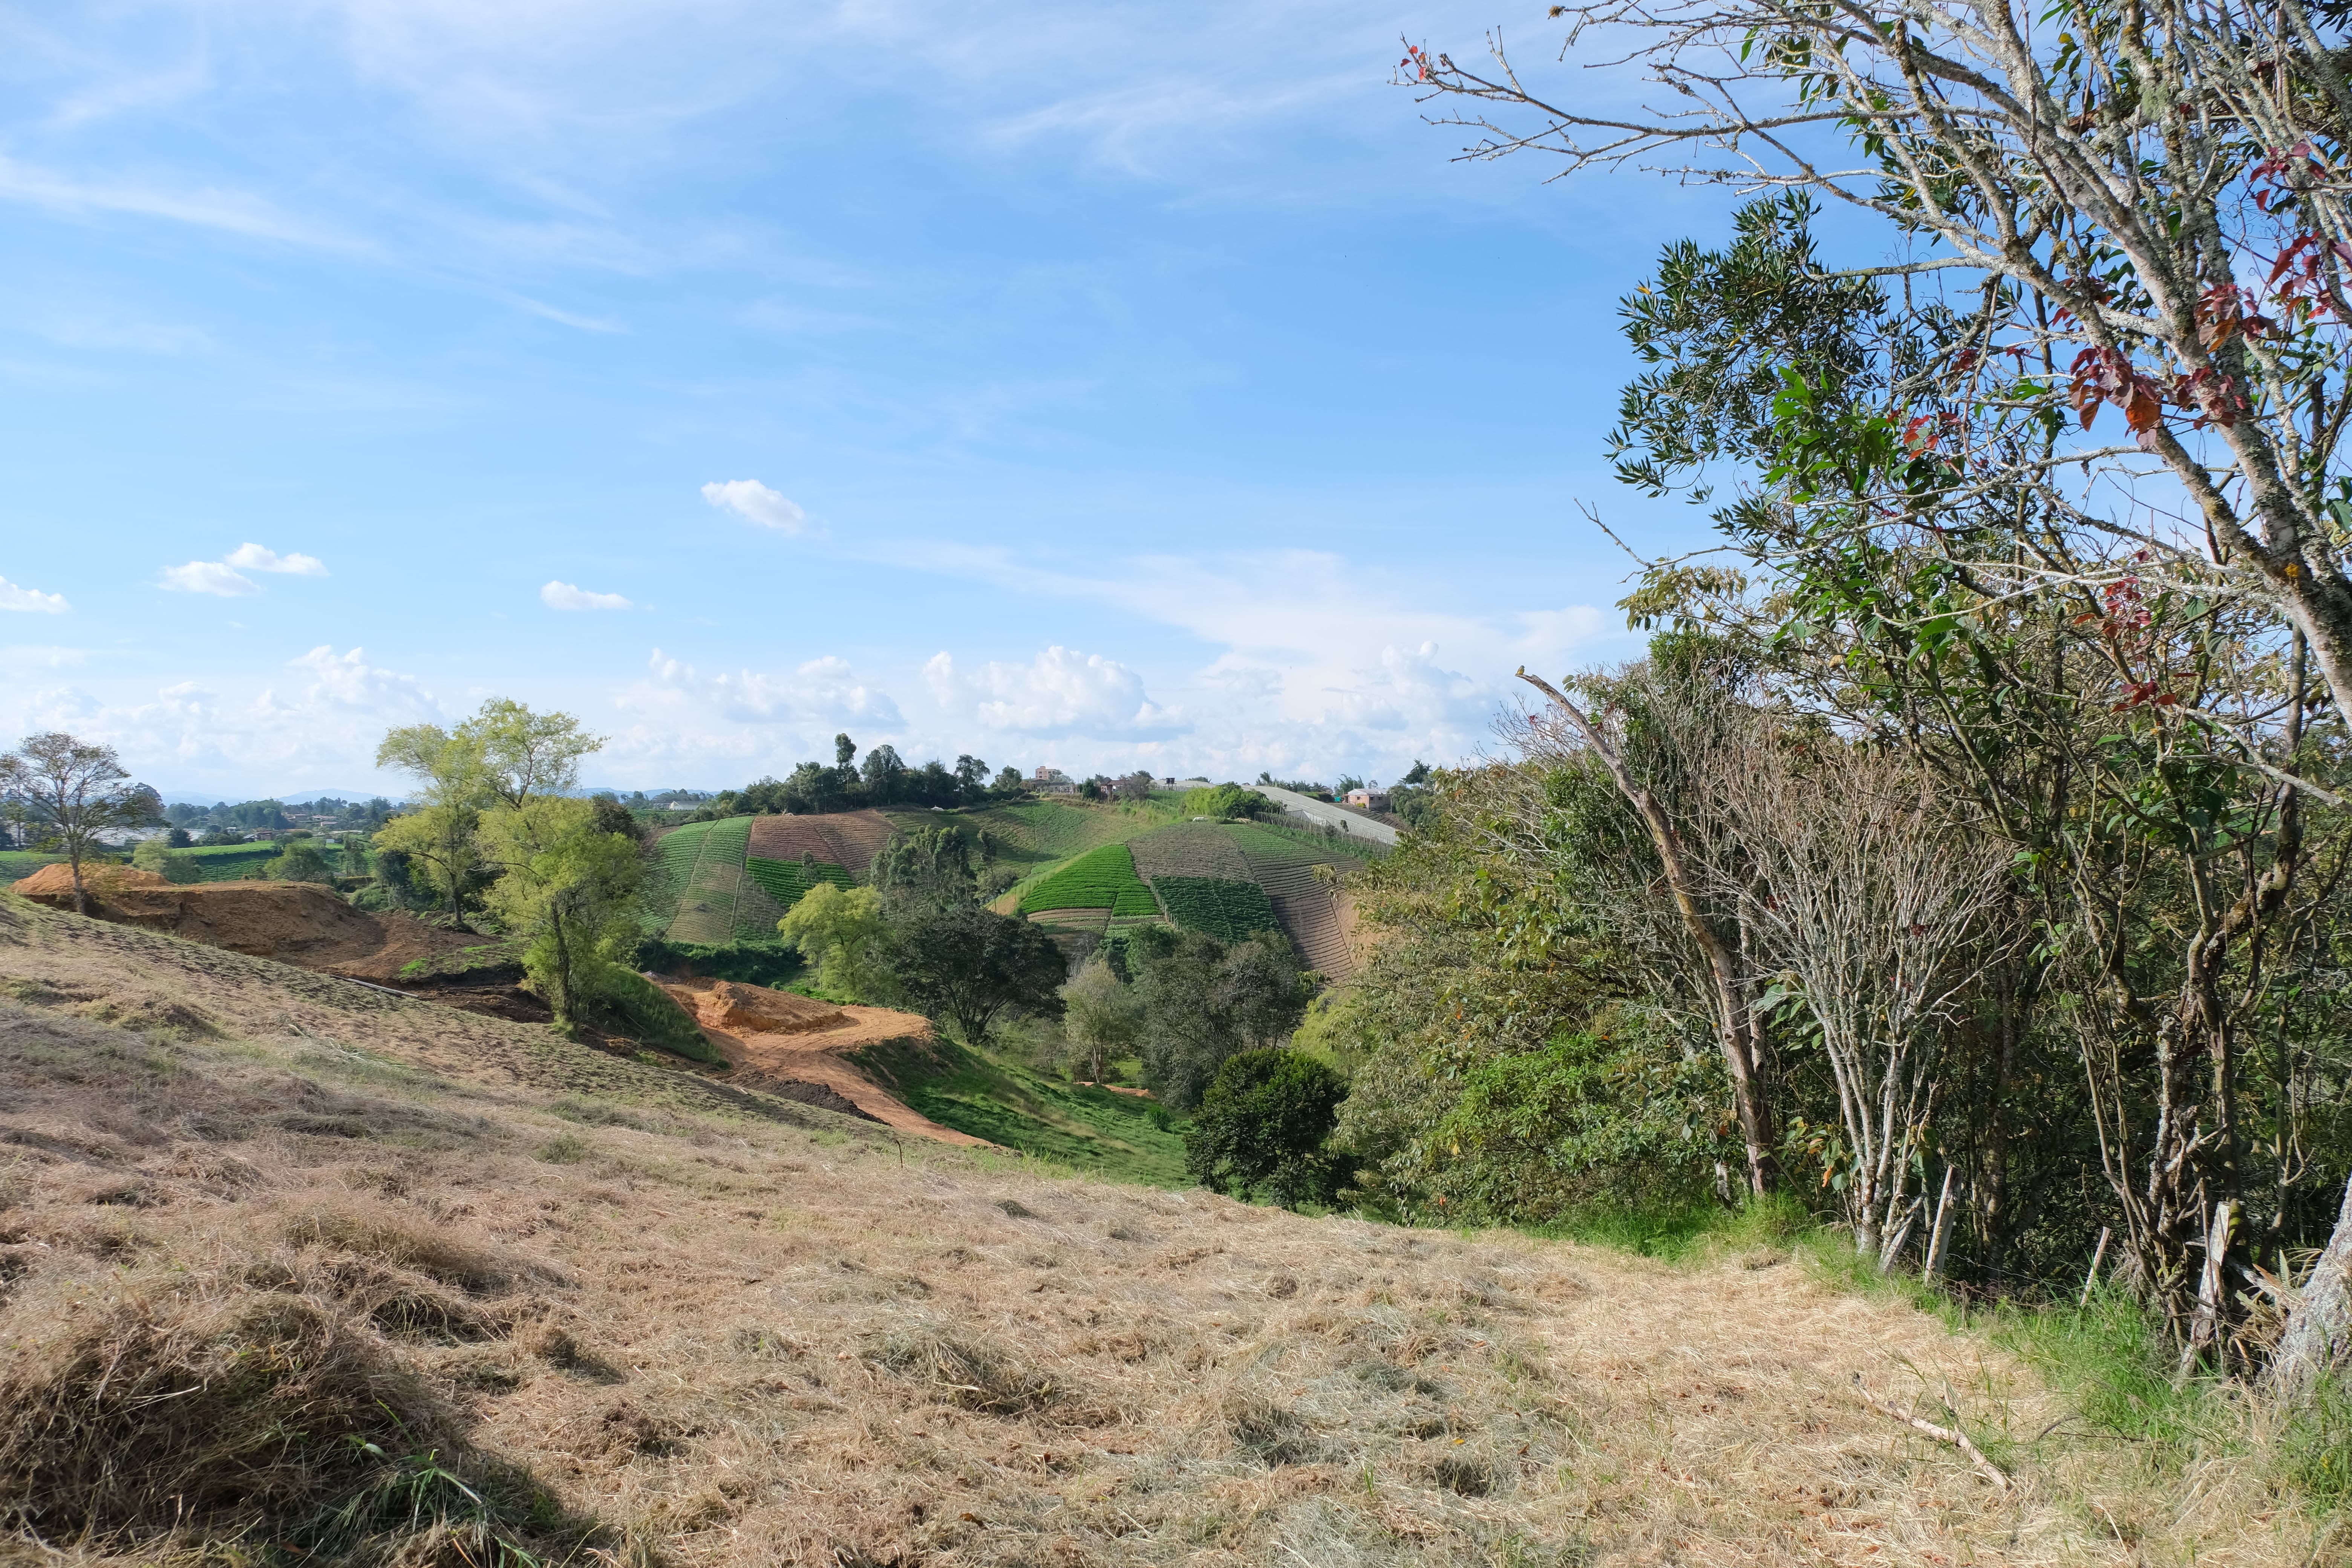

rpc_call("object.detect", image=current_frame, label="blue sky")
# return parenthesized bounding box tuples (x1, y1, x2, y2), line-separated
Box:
(0, 0, 1743, 799)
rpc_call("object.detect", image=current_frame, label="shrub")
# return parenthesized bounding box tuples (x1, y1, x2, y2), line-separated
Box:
(636, 936, 803, 987)
(264, 841, 337, 884)
(129, 838, 200, 884)
(1183, 1048, 1350, 1208)
(1180, 784, 1277, 822)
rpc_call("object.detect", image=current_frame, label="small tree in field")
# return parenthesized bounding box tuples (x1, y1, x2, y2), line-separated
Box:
(0, 733, 161, 914)
(1183, 1049, 1350, 1209)
(1062, 955, 1142, 1083)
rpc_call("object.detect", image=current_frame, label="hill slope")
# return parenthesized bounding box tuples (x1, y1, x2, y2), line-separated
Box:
(0, 893, 2306, 1566)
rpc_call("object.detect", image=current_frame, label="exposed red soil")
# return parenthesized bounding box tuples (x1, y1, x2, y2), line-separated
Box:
(744, 809, 898, 873)
(9, 874, 478, 984)
(654, 976, 994, 1148)
(11, 863, 171, 897)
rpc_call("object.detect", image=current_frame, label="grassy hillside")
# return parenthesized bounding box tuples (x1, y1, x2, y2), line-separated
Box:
(854, 1034, 1190, 1183)
(0, 889, 2294, 1568)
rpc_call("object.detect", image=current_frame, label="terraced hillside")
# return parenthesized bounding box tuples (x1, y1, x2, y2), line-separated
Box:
(1223, 823, 1367, 980)
(649, 816, 777, 944)
(748, 809, 896, 874)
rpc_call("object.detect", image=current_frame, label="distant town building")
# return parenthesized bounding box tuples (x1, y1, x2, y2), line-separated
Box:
(1345, 788, 1390, 811)
(1031, 766, 1076, 795)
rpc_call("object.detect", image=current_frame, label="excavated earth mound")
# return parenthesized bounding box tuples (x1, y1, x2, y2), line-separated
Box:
(745, 808, 898, 874)
(10, 873, 476, 983)
(10, 863, 172, 897)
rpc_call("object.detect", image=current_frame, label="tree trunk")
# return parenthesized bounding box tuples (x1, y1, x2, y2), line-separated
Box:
(2271, 1177, 2352, 1404)
(1517, 670, 1777, 1193)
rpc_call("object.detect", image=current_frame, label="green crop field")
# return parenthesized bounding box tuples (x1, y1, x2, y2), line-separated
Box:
(1017, 843, 1158, 916)
(745, 856, 854, 911)
(1151, 875, 1280, 942)
(1224, 817, 1385, 862)
(181, 843, 294, 881)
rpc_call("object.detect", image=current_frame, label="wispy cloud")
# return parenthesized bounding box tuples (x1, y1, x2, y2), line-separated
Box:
(0, 153, 364, 252)
(160, 560, 259, 597)
(701, 479, 810, 535)
(542, 579, 631, 611)
(225, 542, 328, 576)
(162, 543, 329, 597)
(0, 576, 70, 613)
(515, 296, 623, 332)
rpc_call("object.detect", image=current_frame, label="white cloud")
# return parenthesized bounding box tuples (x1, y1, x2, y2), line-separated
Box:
(0, 645, 437, 797)
(631, 647, 901, 729)
(0, 645, 84, 670)
(162, 543, 331, 596)
(924, 646, 1179, 737)
(542, 580, 632, 611)
(160, 560, 259, 596)
(701, 479, 808, 535)
(0, 576, 69, 613)
(225, 542, 329, 576)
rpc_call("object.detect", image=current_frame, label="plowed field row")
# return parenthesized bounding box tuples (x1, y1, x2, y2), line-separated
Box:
(746, 857, 855, 913)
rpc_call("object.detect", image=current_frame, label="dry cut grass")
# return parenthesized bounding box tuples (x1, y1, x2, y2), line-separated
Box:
(0, 890, 2332, 1567)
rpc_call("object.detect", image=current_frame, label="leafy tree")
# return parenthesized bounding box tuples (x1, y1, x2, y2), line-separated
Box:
(130, 836, 201, 884)
(1183, 1049, 1351, 1209)
(263, 840, 337, 884)
(884, 902, 1067, 1046)
(457, 698, 600, 810)
(478, 795, 642, 1030)
(778, 883, 893, 1000)
(1061, 955, 1142, 1084)
(871, 825, 978, 912)
(860, 743, 908, 804)
(954, 754, 990, 796)
(0, 732, 162, 914)
(1130, 926, 1316, 1110)
(374, 723, 488, 919)
(991, 766, 1026, 796)
(163, 826, 193, 849)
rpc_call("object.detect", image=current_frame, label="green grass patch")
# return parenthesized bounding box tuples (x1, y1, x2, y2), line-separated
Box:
(1018, 844, 1158, 916)
(0, 851, 64, 881)
(853, 1034, 1189, 1184)
(1152, 875, 1280, 941)
(1516, 1191, 1810, 1263)
(745, 856, 854, 911)
(396, 939, 527, 982)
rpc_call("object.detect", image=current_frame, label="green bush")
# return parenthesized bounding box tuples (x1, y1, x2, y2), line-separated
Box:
(584, 965, 722, 1063)
(262, 841, 337, 884)
(1179, 784, 1277, 822)
(634, 937, 804, 987)
(130, 838, 201, 884)
(1183, 1048, 1350, 1208)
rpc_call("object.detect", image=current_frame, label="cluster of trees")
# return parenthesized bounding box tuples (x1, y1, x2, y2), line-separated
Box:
(371, 700, 664, 1035)
(682, 737, 1023, 820)
(160, 795, 394, 842)
(1338, 0, 2352, 1389)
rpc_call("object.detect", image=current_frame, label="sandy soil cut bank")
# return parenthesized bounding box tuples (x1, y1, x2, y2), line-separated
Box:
(655, 976, 993, 1148)
(11, 871, 478, 983)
